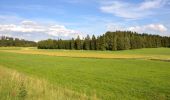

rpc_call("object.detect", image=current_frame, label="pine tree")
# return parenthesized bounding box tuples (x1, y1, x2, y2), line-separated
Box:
(36, 31, 170, 50)
(117, 37, 125, 50)
(112, 33, 117, 50)
(75, 35, 81, 50)
(90, 35, 96, 50)
(99, 35, 106, 50)
(84, 35, 91, 50)
(124, 36, 130, 50)
(96, 36, 100, 50)
(70, 38, 75, 50)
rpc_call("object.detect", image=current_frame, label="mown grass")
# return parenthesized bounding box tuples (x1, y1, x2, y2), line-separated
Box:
(0, 47, 170, 100)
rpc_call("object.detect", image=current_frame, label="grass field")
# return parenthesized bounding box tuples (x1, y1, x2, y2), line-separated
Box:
(0, 47, 170, 100)
(0, 47, 170, 60)
(0, 66, 92, 100)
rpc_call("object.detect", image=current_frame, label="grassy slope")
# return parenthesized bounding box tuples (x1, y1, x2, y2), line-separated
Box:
(0, 66, 94, 100)
(0, 47, 170, 100)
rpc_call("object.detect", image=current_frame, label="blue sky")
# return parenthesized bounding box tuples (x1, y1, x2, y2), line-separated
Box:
(0, 0, 170, 41)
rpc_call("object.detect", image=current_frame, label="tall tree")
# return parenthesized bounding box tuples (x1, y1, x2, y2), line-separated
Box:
(84, 35, 91, 50)
(70, 38, 75, 50)
(124, 36, 131, 50)
(112, 33, 117, 51)
(90, 35, 96, 50)
(99, 35, 106, 50)
(36, 31, 170, 50)
(75, 35, 81, 50)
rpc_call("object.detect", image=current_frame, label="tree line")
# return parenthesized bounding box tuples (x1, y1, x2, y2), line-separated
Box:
(38, 31, 170, 50)
(0, 36, 37, 47)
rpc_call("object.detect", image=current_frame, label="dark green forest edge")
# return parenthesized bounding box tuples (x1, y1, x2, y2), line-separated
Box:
(0, 36, 36, 47)
(1, 31, 170, 50)
(37, 31, 170, 50)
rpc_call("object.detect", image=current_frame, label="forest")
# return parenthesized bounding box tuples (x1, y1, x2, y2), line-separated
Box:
(37, 31, 170, 50)
(0, 36, 37, 47)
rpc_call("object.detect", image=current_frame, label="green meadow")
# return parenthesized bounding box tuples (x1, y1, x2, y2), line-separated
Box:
(0, 47, 170, 100)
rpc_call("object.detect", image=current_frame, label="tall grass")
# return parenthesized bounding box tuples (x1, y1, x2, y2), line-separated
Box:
(0, 66, 98, 100)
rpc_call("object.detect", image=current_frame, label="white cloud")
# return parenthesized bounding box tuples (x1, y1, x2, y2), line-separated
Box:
(128, 24, 167, 32)
(0, 23, 45, 33)
(107, 23, 168, 35)
(0, 20, 83, 41)
(21, 20, 37, 26)
(139, 0, 165, 10)
(100, 0, 168, 19)
(106, 23, 126, 31)
(48, 25, 82, 37)
(147, 24, 167, 32)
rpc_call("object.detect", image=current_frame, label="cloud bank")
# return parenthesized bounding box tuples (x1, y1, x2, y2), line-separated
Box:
(107, 23, 168, 36)
(128, 24, 167, 33)
(0, 20, 83, 41)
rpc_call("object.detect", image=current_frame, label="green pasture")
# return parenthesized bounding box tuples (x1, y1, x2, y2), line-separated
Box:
(0, 47, 170, 100)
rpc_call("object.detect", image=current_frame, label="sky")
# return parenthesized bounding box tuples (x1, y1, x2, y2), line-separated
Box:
(0, 0, 170, 41)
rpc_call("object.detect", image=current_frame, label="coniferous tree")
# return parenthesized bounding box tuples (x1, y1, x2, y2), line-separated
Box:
(70, 38, 75, 50)
(84, 35, 91, 50)
(124, 36, 131, 50)
(0, 36, 36, 47)
(90, 35, 96, 50)
(96, 36, 100, 50)
(99, 35, 106, 50)
(75, 35, 81, 50)
(36, 31, 170, 50)
(117, 36, 124, 50)
(104, 32, 114, 50)
(112, 33, 117, 50)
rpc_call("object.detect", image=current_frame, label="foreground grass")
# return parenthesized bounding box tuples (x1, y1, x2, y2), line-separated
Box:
(0, 66, 97, 100)
(0, 47, 170, 99)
